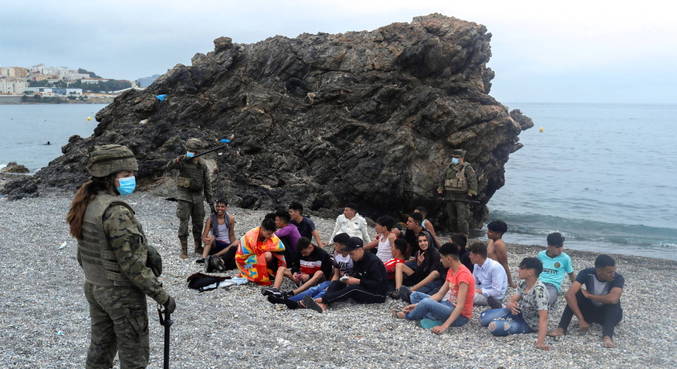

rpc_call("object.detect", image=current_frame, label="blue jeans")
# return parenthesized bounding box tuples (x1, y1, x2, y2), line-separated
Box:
(416, 279, 444, 295)
(288, 281, 331, 302)
(405, 292, 469, 326)
(480, 308, 534, 336)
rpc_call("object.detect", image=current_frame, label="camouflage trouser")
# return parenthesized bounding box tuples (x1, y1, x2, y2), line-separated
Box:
(445, 198, 469, 234)
(83, 282, 149, 369)
(176, 200, 205, 239)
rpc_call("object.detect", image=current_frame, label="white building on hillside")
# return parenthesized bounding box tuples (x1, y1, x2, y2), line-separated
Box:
(0, 78, 28, 94)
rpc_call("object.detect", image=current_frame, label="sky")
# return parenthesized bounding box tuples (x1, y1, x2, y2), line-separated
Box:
(2, 0, 675, 103)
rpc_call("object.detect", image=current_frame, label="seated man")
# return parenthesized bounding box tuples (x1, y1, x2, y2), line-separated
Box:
(487, 220, 514, 288)
(413, 206, 438, 238)
(393, 233, 443, 300)
(288, 201, 325, 247)
(274, 209, 302, 272)
(479, 257, 550, 351)
(392, 243, 475, 334)
(451, 233, 473, 273)
(468, 241, 507, 308)
(384, 238, 407, 282)
(330, 203, 371, 242)
(403, 213, 439, 255)
(302, 237, 386, 313)
(364, 215, 397, 262)
(269, 233, 353, 309)
(262, 237, 333, 299)
(538, 232, 575, 307)
(235, 217, 286, 286)
(548, 254, 624, 348)
(198, 199, 239, 269)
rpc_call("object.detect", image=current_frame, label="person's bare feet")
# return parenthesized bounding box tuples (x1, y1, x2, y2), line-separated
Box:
(547, 328, 566, 337)
(602, 336, 616, 348)
(390, 310, 406, 319)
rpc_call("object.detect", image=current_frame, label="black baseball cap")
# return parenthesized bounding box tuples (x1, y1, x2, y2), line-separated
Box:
(344, 237, 364, 251)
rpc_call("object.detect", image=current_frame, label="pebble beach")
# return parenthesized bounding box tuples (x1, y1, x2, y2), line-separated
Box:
(0, 191, 675, 369)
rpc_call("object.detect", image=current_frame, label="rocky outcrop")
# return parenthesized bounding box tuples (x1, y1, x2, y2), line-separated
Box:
(1, 162, 29, 174)
(2, 14, 532, 230)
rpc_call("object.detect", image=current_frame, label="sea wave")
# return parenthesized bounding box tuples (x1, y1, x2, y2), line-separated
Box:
(489, 210, 677, 250)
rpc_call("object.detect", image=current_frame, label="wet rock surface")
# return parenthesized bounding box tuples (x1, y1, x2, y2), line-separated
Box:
(1, 14, 532, 229)
(1, 162, 29, 174)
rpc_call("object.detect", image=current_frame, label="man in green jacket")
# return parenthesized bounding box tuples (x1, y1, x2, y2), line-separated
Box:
(437, 149, 478, 235)
(166, 138, 214, 259)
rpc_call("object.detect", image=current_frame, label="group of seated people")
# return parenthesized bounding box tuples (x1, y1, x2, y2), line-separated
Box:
(197, 201, 625, 350)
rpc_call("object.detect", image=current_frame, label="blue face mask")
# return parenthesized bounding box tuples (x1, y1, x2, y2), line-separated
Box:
(185, 152, 195, 158)
(116, 176, 136, 196)
(451, 157, 460, 165)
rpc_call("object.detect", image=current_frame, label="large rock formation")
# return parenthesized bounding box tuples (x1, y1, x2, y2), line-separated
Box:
(3, 14, 532, 230)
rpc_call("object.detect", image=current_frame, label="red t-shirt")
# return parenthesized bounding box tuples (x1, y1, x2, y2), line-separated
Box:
(384, 258, 405, 279)
(444, 264, 476, 319)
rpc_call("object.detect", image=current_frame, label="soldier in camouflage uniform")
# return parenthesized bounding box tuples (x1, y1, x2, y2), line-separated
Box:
(437, 149, 478, 235)
(67, 144, 175, 369)
(165, 138, 214, 259)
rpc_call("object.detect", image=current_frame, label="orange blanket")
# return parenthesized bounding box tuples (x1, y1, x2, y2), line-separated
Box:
(235, 227, 286, 285)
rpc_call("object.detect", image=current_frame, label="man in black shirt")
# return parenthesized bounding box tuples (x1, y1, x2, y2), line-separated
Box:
(303, 237, 387, 313)
(548, 254, 624, 348)
(288, 202, 325, 246)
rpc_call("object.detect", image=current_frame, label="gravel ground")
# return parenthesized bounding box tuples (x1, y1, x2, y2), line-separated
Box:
(1, 191, 675, 369)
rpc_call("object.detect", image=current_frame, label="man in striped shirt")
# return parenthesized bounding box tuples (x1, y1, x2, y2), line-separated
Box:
(261, 238, 333, 298)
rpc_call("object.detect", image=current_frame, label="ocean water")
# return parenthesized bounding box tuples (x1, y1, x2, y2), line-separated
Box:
(489, 103, 677, 260)
(0, 104, 104, 171)
(1, 103, 676, 260)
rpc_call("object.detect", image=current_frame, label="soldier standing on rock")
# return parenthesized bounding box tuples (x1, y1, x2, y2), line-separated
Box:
(166, 138, 214, 259)
(67, 144, 175, 368)
(437, 149, 478, 235)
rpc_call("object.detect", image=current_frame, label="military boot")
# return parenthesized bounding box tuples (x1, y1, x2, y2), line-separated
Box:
(193, 232, 204, 255)
(179, 237, 189, 259)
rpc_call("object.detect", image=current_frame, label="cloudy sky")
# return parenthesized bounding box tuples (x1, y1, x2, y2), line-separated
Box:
(3, 0, 675, 103)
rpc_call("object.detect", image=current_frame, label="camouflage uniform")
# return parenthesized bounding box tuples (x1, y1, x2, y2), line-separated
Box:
(76, 145, 170, 369)
(439, 150, 478, 234)
(165, 138, 213, 257)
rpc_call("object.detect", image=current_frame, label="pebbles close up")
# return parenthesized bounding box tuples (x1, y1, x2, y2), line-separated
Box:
(0, 192, 675, 369)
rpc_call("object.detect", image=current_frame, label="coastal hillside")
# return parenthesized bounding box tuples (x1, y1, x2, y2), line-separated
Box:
(3, 14, 532, 227)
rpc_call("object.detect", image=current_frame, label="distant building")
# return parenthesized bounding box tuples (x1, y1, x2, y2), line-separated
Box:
(0, 78, 28, 95)
(0, 67, 29, 78)
(81, 78, 110, 84)
(23, 87, 53, 96)
(66, 88, 83, 95)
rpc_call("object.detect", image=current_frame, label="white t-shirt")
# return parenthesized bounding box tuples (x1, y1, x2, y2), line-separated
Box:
(334, 253, 353, 276)
(376, 234, 393, 262)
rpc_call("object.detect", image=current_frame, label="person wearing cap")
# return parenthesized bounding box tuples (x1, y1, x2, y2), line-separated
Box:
(67, 144, 175, 368)
(538, 232, 575, 307)
(330, 203, 371, 242)
(165, 137, 214, 259)
(302, 236, 387, 313)
(437, 149, 478, 235)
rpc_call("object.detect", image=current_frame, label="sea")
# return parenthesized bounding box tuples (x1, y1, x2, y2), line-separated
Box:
(1, 103, 676, 260)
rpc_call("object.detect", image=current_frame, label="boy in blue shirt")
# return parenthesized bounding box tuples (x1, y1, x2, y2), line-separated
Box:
(537, 232, 575, 307)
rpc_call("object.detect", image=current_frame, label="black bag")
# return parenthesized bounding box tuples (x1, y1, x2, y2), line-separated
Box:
(186, 272, 230, 292)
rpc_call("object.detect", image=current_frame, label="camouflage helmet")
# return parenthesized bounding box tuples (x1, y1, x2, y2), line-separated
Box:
(451, 149, 466, 158)
(184, 138, 205, 152)
(87, 144, 138, 177)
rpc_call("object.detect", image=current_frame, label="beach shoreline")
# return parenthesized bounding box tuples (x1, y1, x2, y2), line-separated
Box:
(0, 191, 675, 368)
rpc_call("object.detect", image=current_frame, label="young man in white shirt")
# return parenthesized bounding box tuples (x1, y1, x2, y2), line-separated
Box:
(330, 203, 371, 242)
(468, 241, 507, 309)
